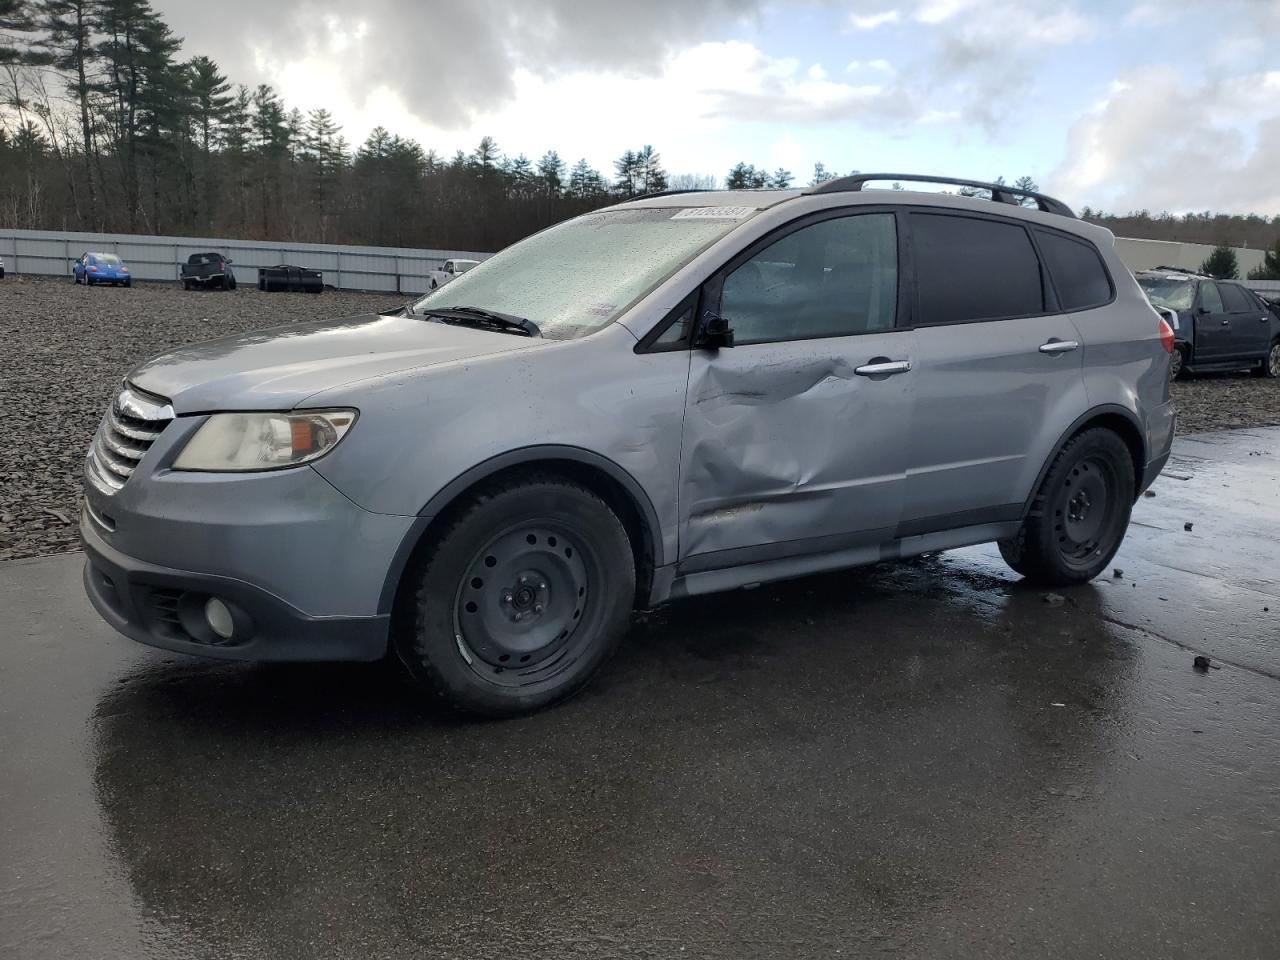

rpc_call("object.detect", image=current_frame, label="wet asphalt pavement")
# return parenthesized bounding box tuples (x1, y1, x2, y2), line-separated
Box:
(2, 428, 1278, 960)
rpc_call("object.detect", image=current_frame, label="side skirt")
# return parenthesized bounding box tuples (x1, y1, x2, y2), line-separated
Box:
(650, 520, 1022, 604)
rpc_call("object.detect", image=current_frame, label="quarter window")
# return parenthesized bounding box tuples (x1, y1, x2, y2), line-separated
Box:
(1199, 283, 1224, 313)
(1035, 230, 1112, 311)
(719, 213, 898, 343)
(911, 213, 1044, 325)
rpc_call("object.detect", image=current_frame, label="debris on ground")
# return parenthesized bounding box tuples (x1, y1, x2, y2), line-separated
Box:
(1143, 490, 1157, 498)
(1113, 568, 1124, 578)
(1192, 654, 1220, 672)
(1043, 593, 1066, 607)
(1184, 521, 1194, 532)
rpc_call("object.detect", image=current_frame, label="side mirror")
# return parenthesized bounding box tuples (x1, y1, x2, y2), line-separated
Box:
(225, 258, 233, 264)
(697, 310, 735, 349)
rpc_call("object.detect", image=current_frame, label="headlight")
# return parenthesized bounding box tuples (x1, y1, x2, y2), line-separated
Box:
(172, 410, 357, 472)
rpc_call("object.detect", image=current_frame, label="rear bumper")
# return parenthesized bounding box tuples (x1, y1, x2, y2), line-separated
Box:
(1140, 399, 1177, 494)
(82, 516, 389, 661)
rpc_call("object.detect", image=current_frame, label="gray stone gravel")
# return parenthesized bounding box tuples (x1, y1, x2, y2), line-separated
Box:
(0, 276, 402, 560)
(2, 275, 1279, 561)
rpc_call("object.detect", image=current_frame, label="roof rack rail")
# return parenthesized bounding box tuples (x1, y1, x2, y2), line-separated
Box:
(806, 173, 1076, 218)
(631, 188, 715, 200)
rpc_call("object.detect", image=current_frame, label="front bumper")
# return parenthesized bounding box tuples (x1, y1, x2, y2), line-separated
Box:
(83, 517, 388, 661)
(79, 421, 423, 660)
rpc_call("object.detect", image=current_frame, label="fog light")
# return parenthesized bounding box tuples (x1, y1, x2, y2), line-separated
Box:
(204, 597, 235, 640)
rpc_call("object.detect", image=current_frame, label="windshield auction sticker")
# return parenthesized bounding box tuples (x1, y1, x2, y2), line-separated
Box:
(671, 207, 756, 220)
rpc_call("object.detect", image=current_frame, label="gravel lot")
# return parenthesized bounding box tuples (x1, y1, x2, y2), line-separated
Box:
(2, 275, 1278, 561)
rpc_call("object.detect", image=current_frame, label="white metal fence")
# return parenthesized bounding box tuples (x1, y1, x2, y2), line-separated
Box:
(0, 228, 490, 294)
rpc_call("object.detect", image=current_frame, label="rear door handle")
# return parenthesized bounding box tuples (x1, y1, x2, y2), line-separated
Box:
(1038, 339, 1079, 355)
(854, 359, 912, 377)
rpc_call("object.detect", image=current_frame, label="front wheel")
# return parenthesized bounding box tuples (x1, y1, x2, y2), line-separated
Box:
(1253, 341, 1280, 379)
(998, 428, 1134, 586)
(395, 476, 636, 716)
(1170, 344, 1189, 380)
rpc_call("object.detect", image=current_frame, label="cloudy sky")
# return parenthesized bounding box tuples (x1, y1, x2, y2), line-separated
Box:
(156, 0, 1280, 214)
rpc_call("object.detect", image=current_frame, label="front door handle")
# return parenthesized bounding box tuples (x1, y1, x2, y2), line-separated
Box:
(1039, 339, 1079, 355)
(1221, 319, 1231, 326)
(854, 358, 912, 377)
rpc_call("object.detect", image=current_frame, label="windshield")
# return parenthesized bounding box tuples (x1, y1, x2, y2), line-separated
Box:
(1138, 276, 1194, 311)
(410, 207, 755, 339)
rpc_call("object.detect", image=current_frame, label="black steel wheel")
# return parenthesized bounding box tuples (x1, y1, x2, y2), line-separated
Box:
(999, 427, 1134, 585)
(396, 475, 635, 716)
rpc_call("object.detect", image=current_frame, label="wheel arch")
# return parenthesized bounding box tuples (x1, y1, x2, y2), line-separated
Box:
(1021, 405, 1148, 518)
(378, 446, 664, 618)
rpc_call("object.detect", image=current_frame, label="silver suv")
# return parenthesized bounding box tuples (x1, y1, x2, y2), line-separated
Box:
(81, 174, 1176, 716)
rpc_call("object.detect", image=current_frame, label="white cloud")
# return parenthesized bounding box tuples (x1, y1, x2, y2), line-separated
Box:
(846, 58, 895, 73)
(848, 9, 901, 30)
(914, 0, 978, 24)
(807, 63, 828, 81)
(1050, 67, 1280, 214)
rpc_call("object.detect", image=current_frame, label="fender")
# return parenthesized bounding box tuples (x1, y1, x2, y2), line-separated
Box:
(1020, 403, 1148, 518)
(376, 444, 666, 614)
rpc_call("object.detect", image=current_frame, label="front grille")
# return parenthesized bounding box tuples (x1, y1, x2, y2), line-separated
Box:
(86, 384, 174, 496)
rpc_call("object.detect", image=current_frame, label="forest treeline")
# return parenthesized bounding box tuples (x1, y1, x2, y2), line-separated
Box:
(2, 0, 1278, 258)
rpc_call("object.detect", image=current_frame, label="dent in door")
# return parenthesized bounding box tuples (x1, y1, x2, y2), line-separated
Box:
(682, 350, 883, 557)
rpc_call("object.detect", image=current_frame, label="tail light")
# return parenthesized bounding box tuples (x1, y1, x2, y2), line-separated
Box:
(89, 265, 97, 272)
(1158, 315, 1175, 354)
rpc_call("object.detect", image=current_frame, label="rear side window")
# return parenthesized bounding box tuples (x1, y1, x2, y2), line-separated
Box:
(1035, 230, 1112, 311)
(1219, 283, 1253, 313)
(911, 213, 1044, 325)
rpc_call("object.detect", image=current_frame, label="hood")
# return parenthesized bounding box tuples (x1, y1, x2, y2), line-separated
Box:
(128, 313, 541, 412)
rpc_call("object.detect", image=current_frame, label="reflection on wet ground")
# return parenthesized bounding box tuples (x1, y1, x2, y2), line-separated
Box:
(2, 429, 1278, 959)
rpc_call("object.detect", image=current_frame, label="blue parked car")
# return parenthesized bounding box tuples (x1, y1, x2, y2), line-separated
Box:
(74, 252, 132, 287)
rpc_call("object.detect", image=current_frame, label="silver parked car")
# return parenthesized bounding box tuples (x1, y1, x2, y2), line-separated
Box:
(81, 174, 1176, 716)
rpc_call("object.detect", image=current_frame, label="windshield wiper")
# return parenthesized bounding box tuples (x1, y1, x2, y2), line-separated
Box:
(423, 305, 541, 337)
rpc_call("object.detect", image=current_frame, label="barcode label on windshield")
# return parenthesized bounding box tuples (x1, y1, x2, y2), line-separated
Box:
(671, 207, 755, 220)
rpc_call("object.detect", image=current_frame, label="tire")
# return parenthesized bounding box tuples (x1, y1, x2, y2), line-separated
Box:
(123, 279, 131, 288)
(394, 476, 635, 716)
(1171, 344, 1189, 380)
(998, 427, 1134, 586)
(1252, 340, 1280, 379)
(227, 274, 237, 291)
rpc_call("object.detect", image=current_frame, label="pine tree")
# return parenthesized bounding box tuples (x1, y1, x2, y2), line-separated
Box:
(613, 149, 638, 196)
(1200, 243, 1239, 280)
(635, 144, 666, 194)
(1246, 239, 1280, 281)
(537, 150, 564, 196)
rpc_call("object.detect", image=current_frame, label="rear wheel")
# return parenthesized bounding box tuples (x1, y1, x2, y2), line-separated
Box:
(998, 428, 1134, 586)
(227, 274, 237, 290)
(395, 476, 635, 716)
(1253, 340, 1280, 379)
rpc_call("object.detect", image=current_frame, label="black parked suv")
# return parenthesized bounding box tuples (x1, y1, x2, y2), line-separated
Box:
(1136, 269, 1280, 379)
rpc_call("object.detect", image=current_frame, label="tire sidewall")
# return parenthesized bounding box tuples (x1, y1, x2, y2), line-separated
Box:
(1009, 429, 1135, 585)
(399, 482, 635, 716)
